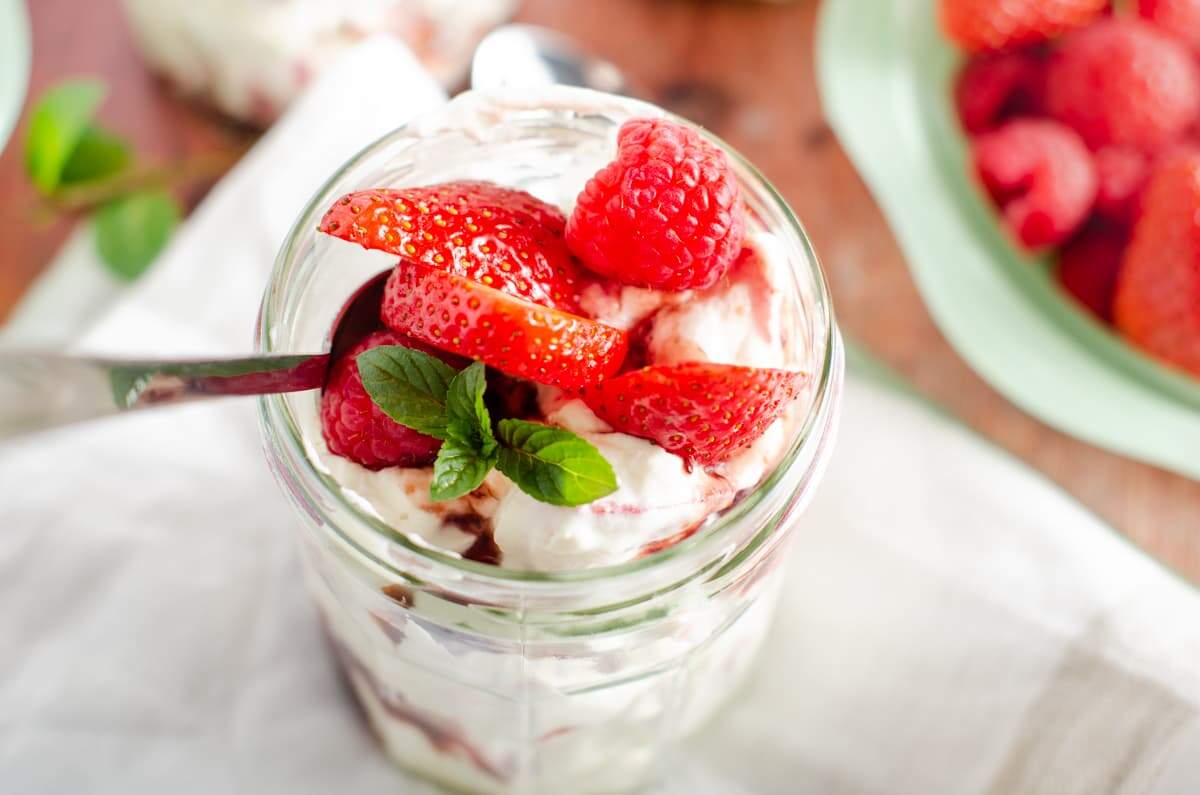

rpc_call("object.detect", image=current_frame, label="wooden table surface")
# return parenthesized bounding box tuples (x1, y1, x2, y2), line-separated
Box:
(3, 0, 1198, 583)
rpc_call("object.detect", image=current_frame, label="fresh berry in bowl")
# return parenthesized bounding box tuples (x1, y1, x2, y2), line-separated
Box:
(946, 0, 1200, 381)
(972, 118, 1097, 248)
(940, 0, 1107, 54)
(1042, 18, 1200, 153)
(819, 0, 1200, 478)
(1115, 153, 1200, 376)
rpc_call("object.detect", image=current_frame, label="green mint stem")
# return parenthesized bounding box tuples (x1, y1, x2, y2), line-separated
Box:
(43, 145, 249, 214)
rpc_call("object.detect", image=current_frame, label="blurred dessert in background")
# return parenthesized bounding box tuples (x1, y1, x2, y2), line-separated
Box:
(941, 0, 1200, 379)
(119, 0, 515, 125)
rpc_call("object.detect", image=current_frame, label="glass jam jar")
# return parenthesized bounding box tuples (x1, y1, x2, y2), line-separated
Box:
(258, 88, 843, 794)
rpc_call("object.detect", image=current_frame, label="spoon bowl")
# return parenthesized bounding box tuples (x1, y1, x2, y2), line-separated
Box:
(471, 24, 628, 94)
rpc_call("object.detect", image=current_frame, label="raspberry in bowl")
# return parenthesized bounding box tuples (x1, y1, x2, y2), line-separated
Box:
(258, 87, 842, 794)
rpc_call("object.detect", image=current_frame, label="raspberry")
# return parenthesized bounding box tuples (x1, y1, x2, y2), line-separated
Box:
(955, 50, 1044, 133)
(939, 0, 1106, 53)
(566, 117, 744, 292)
(320, 330, 447, 469)
(579, 363, 804, 466)
(1114, 155, 1200, 376)
(1057, 222, 1127, 322)
(320, 182, 588, 312)
(1092, 147, 1151, 225)
(1043, 19, 1200, 153)
(1138, 0, 1200, 51)
(973, 119, 1097, 248)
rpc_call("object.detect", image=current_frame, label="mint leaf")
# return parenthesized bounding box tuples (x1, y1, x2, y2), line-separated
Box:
(430, 438, 496, 502)
(60, 125, 131, 185)
(432, 362, 500, 501)
(496, 419, 618, 507)
(445, 362, 497, 456)
(356, 345, 619, 507)
(357, 345, 458, 439)
(94, 190, 180, 281)
(25, 79, 107, 194)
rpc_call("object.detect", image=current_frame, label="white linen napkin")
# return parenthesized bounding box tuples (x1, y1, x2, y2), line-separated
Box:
(2, 38, 1198, 795)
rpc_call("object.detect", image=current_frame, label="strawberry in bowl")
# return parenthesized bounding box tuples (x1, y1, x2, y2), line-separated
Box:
(944, 0, 1200, 381)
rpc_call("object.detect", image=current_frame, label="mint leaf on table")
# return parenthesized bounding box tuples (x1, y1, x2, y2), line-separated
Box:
(59, 125, 131, 185)
(24, 79, 108, 194)
(444, 361, 498, 456)
(430, 438, 497, 502)
(357, 345, 458, 440)
(496, 419, 618, 507)
(93, 190, 180, 282)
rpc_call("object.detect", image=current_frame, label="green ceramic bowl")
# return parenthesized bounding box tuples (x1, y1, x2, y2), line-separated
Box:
(0, 0, 31, 153)
(817, 0, 1199, 480)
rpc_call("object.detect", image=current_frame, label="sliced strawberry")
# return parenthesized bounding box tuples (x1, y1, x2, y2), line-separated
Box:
(579, 363, 804, 466)
(1114, 154, 1200, 376)
(319, 181, 588, 312)
(381, 259, 628, 390)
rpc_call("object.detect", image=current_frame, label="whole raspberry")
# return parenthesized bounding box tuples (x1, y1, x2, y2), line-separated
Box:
(1043, 19, 1200, 153)
(955, 50, 1044, 133)
(1057, 222, 1127, 322)
(320, 330, 446, 469)
(973, 119, 1097, 249)
(940, 0, 1106, 54)
(1114, 155, 1200, 376)
(566, 117, 744, 292)
(1139, 0, 1200, 51)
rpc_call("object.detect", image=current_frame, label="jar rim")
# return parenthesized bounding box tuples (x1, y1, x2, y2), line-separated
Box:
(257, 88, 843, 593)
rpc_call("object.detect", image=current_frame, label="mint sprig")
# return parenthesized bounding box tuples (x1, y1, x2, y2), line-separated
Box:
(356, 346, 618, 507)
(430, 439, 496, 502)
(496, 420, 618, 507)
(430, 362, 499, 501)
(445, 362, 498, 456)
(20, 78, 254, 283)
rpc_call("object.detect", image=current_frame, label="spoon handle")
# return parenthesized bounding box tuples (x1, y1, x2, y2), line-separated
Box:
(0, 352, 328, 440)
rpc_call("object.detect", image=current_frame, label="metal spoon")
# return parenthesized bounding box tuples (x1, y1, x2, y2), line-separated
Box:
(470, 24, 629, 94)
(0, 271, 391, 439)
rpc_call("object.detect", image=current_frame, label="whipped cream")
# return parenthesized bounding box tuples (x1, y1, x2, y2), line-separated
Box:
(647, 232, 796, 370)
(490, 399, 734, 570)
